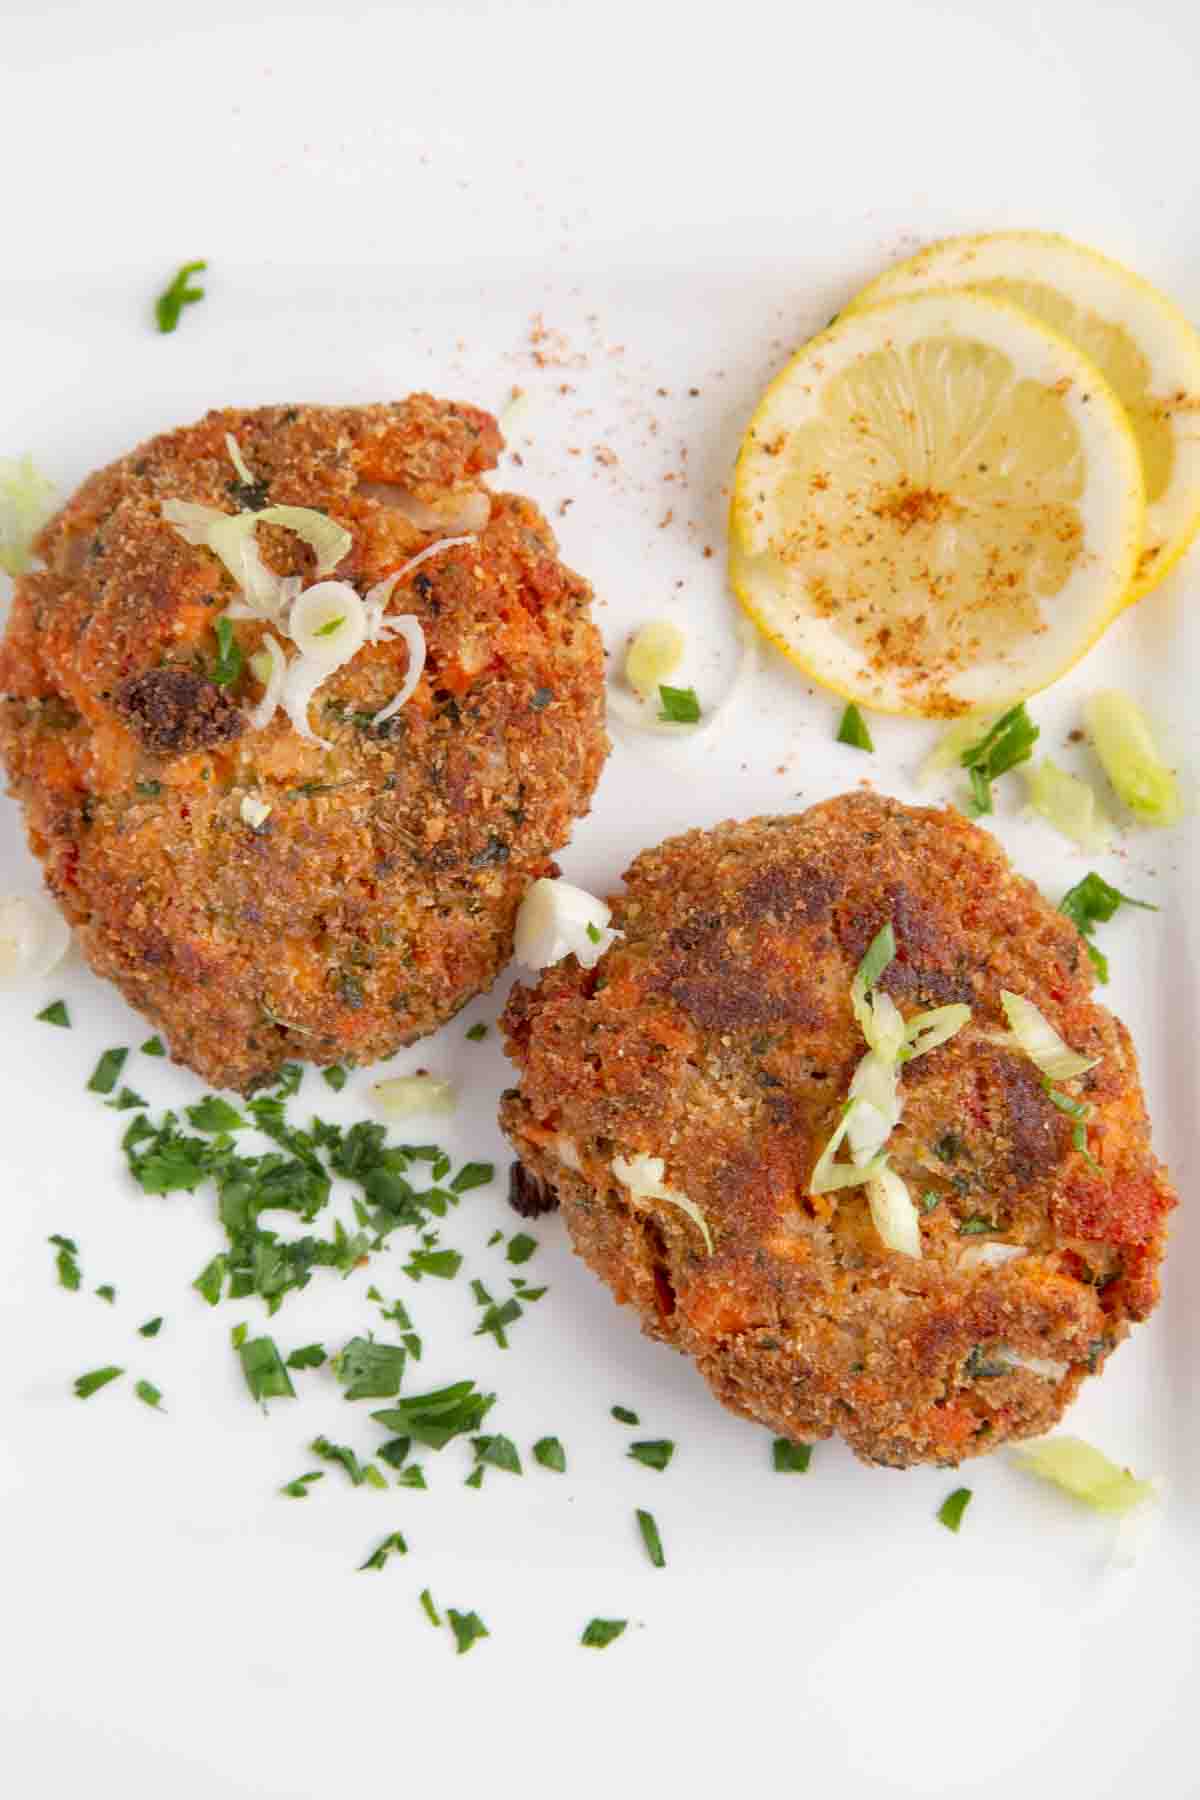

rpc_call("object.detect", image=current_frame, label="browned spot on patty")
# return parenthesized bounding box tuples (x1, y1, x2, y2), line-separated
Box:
(114, 667, 245, 755)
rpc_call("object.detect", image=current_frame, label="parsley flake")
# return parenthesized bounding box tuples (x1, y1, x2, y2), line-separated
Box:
(464, 1022, 488, 1041)
(370, 1381, 495, 1450)
(237, 1335, 296, 1406)
(772, 1438, 813, 1473)
(95, 1284, 117, 1304)
(581, 1618, 627, 1649)
(359, 1530, 408, 1572)
(471, 1433, 522, 1476)
(1059, 872, 1155, 984)
(74, 1365, 123, 1399)
(958, 1216, 995, 1236)
(87, 1046, 128, 1095)
(938, 1486, 973, 1532)
(629, 1439, 674, 1472)
(419, 1588, 441, 1627)
(451, 1161, 494, 1194)
(140, 1035, 166, 1056)
(396, 1465, 427, 1489)
(212, 616, 243, 688)
(138, 1316, 164, 1337)
(135, 1379, 164, 1411)
(310, 1436, 379, 1487)
(154, 260, 207, 333)
(637, 1508, 666, 1568)
(960, 704, 1039, 814)
(280, 1472, 324, 1498)
(447, 1609, 489, 1655)
(36, 999, 70, 1027)
(611, 1405, 639, 1426)
(286, 1343, 327, 1370)
(334, 1336, 406, 1400)
(836, 702, 874, 751)
(322, 1065, 348, 1092)
(474, 1295, 522, 1347)
(506, 1232, 537, 1265)
(403, 1247, 462, 1282)
(533, 1436, 566, 1473)
(186, 1095, 246, 1133)
(49, 1234, 81, 1291)
(658, 684, 701, 724)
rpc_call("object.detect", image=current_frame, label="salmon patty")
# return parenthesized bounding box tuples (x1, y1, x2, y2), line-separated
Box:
(0, 399, 607, 1090)
(500, 793, 1176, 1468)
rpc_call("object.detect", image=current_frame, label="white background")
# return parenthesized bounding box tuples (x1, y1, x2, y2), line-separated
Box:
(1, 3, 1197, 1796)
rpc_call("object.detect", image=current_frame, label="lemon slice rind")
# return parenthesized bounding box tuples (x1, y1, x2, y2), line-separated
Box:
(846, 231, 1200, 603)
(730, 289, 1143, 718)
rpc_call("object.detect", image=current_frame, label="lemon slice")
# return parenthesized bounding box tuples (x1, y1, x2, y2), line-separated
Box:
(847, 232, 1200, 602)
(730, 290, 1143, 717)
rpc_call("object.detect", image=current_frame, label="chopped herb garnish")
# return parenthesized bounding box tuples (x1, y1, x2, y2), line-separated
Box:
(464, 1466, 485, 1489)
(451, 1161, 494, 1194)
(358, 1530, 408, 1572)
(958, 1216, 995, 1236)
(506, 1232, 538, 1265)
(334, 1336, 406, 1400)
(959, 704, 1039, 814)
(138, 1316, 164, 1337)
(95, 1284, 117, 1304)
(193, 1253, 227, 1306)
(107, 1086, 147, 1112)
(286, 1343, 327, 1370)
(212, 616, 243, 688)
(49, 1233, 81, 1291)
(658, 684, 701, 724)
(237, 1335, 296, 1406)
(322, 1065, 348, 1092)
(920, 1190, 941, 1214)
(772, 1438, 812, 1473)
(281, 1471, 324, 1498)
(637, 1508, 666, 1568)
(187, 1095, 246, 1134)
(581, 1618, 627, 1649)
(585, 921, 603, 943)
(1072, 1120, 1104, 1176)
(313, 614, 346, 639)
(611, 1405, 639, 1425)
(370, 1381, 495, 1450)
(938, 1486, 973, 1532)
(419, 1588, 441, 1627)
(310, 1436, 378, 1487)
(464, 1022, 488, 1041)
(403, 1247, 463, 1282)
(396, 1465, 426, 1489)
(447, 1609, 489, 1655)
(628, 1439, 674, 1472)
(36, 1000, 70, 1027)
(74, 1365, 123, 1399)
(471, 1433, 522, 1476)
(1059, 872, 1156, 984)
(87, 1046, 128, 1095)
(377, 1436, 411, 1470)
(474, 1295, 522, 1347)
(135, 1379, 164, 1410)
(836, 702, 874, 752)
(140, 1035, 166, 1056)
(533, 1436, 566, 1473)
(154, 259, 207, 333)
(486, 1230, 503, 1247)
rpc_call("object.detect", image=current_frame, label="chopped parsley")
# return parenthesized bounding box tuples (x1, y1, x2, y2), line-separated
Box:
(74, 1365, 123, 1399)
(334, 1336, 406, 1400)
(636, 1508, 666, 1568)
(1058, 872, 1156, 983)
(772, 1438, 813, 1473)
(212, 617, 243, 688)
(281, 1472, 324, 1498)
(237, 1335, 296, 1406)
(135, 1379, 164, 1410)
(186, 1096, 246, 1133)
(506, 1233, 537, 1265)
(487, 1230, 503, 1247)
(359, 1530, 408, 1572)
(920, 1190, 941, 1214)
(87, 1046, 128, 1095)
(140, 1036, 166, 1056)
(836, 702, 874, 752)
(960, 704, 1039, 814)
(419, 1588, 441, 1627)
(36, 999, 70, 1027)
(474, 1294, 523, 1347)
(533, 1436, 566, 1473)
(138, 1316, 164, 1337)
(937, 1486, 973, 1532)
(95, 1284, 117, 1304)
(286, 1343, 327, 1370)
(628, 1439, 674, 1472)
(403, 1247, 462, 1282)
(658, 684, 701, 724)
(581, 1618, 627, 1649)
(370, 1380, 495, 1450)
(585, 921, 602, 943)
(450, 1161, 494, 1194)
(447, 1609, 489, 1655)
(611, 1405, 639, 1426)
(958, 1216, 996, 1236)
(193, 1254, 227, 1306)
(154, 260, 207, 334)
(322, 1065, 348, 1092)
(464, 1022, 488, 1041)
(49, 1234, 81, 1291)
(310, 1436, 382, 1488)
(464, 1466, 484, 1489)
(107, 1087, 148, 1112)
(395, 1465, 426, 1489)
(471, 1433, 522, 1476)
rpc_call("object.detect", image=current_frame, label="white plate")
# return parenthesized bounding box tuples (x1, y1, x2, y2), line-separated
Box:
(3, 4, 1197, 1796)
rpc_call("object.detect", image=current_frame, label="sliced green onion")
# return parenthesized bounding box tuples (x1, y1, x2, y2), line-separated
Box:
(1085, 690, 1181, 827)
(611, 1152, 713, 1254)
(1009, 1435, 1155, 1514)
(625, 620, 684, 700)
(255, 505, 350, 578)
(1000, 991, 1099, 1082)
(866, 1166, 922, 1259)
(902, 1003, 971, 1061)
(286, 580, 367, 665)
(938, 1487, 972, 1532)
(0, 454, 56, 575)
(225, 433, 255, 487)
(918, 715, 994, 787)
(372, 1074, 455, 1119)
(810, 1102, 887, 1194)
(1023, 759, 1111, 851)
(846, 1052, 902, 1166)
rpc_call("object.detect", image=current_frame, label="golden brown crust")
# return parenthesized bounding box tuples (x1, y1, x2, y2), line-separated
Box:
(500, 793, 1176, 1468)
(0, 399, 608, 1090)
